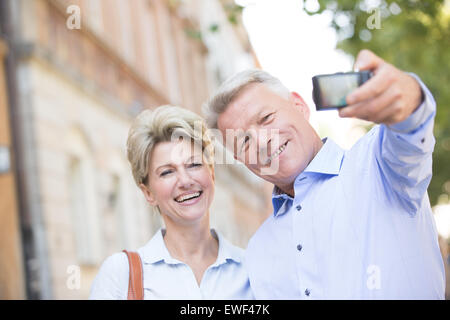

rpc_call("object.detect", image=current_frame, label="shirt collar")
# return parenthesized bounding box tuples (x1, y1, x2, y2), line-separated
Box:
(301, 137, 345, 176)
(211, 229, 243, 266)
(139, 228, 242, 266)
(271, 137, 345, 201)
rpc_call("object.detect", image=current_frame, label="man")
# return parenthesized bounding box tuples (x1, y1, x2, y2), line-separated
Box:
(203, 50, 445, 299)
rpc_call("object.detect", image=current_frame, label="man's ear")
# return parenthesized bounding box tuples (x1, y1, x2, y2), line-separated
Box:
(289, 91, 310, 121)
(139, 183, 158, 206)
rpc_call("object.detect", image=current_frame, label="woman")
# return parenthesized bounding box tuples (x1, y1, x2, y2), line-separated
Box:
(89, 105, 253, 299)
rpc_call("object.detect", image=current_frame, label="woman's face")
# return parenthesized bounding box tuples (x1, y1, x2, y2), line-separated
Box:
(140, 139, 215, 226)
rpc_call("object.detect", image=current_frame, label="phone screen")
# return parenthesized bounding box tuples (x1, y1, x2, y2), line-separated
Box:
(318, 74, 360, 108)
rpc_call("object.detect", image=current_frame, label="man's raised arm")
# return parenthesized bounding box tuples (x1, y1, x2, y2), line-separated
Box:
(339, 49, 436, 214)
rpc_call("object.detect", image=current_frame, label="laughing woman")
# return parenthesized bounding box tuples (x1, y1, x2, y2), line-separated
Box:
(89, 105, 253, 300)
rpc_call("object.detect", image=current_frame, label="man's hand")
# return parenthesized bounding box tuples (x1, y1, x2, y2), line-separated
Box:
(339, 49, 424, 125)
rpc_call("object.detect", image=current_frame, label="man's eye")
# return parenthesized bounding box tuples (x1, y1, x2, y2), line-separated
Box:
(262, 113, 274, 123)
(241, 136, 250, 151)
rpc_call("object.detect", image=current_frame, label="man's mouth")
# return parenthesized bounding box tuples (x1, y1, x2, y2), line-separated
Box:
(174, 191, 203, 203)
(265, 141, 288, 165)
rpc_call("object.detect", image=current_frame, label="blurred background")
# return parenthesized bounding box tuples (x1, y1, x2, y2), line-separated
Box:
(0, 0, 448, 299)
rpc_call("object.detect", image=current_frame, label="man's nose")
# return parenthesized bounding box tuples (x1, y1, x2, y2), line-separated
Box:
(255, 130, 272, 154)
(257, 133, 271, 147)
(257, 130, 281, 164)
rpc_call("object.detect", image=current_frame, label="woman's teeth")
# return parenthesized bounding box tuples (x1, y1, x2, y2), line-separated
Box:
(175, 191, 201, 203)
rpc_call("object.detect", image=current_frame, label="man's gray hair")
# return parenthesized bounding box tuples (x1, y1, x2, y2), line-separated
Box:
(202, 69, 291, 129)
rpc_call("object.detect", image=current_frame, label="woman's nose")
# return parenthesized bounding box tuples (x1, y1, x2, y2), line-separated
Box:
(177, 170, 194, 188)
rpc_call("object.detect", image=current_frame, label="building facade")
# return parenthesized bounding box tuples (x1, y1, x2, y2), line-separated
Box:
(0, 36, 26, 300)
(0, 0, 272, 299)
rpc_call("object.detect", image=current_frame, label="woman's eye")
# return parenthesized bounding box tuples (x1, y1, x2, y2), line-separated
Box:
(160, 170, 173, 177)
(188, 163, 202, 168)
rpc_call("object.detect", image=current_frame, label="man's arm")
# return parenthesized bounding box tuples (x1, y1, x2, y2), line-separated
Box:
(376, 79, 435, 214)
(339, 50, 436, 214)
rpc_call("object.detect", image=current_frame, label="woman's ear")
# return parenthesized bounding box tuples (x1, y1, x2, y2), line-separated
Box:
(139, 183, 158, 206)
(290, 91, 310, 121)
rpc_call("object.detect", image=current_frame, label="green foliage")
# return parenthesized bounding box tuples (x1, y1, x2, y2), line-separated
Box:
(225, 4, 244, 25)
(303, 0, 450, 206)
(209, 23, 220, 33)
(184, 28, 202, 40)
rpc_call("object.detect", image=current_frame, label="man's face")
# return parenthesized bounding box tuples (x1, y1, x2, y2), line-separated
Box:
(217, 83, 320, 193)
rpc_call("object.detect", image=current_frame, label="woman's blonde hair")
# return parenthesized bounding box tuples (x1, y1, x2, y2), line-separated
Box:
(127, 105, 214, 187)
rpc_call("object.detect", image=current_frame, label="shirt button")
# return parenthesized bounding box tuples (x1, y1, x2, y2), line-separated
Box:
(305, 289, 311, 296)
(296, 205, 302, 211)
(297, 244, 303, 252)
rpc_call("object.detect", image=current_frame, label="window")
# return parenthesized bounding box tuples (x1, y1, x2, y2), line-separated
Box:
(67, 129, 102, 266)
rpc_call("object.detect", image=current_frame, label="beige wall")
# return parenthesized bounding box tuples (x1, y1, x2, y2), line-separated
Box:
(0, 39, 26, 299)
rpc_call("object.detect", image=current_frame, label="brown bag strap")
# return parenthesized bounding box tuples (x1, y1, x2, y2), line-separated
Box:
(122, 250, 144, 300)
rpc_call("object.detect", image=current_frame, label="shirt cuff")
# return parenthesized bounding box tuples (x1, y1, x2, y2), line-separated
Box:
(388, 73, 436, 134)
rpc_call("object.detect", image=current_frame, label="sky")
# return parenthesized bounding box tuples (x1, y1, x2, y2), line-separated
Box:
(237, 0, 450, 238)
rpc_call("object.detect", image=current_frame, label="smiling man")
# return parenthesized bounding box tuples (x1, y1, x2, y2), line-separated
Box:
(203, 50, 445, 299)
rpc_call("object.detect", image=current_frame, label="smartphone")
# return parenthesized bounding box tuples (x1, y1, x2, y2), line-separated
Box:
(312, 71, 372, 111)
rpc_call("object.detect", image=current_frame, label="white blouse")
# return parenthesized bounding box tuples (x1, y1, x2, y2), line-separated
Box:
(89, 228, 254, 299)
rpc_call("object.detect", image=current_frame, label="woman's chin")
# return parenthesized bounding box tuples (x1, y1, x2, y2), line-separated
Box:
(184, 206, 209, 220)
(168, 205, 209, 225)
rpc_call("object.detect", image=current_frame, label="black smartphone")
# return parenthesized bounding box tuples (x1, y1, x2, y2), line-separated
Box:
(312, 71, 373, 111)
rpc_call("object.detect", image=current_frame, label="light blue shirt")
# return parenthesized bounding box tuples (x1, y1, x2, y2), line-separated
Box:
(90, 228, 254, 299)
(244, 75, 445, 299)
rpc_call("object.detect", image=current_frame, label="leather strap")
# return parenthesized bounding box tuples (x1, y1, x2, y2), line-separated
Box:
(122, 250, 144, 300)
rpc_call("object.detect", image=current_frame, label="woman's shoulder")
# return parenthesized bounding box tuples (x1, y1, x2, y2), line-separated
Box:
(102, 252, 130, 272)
(89, 252, 130, 300)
